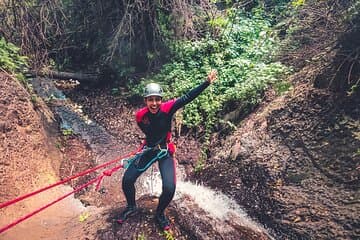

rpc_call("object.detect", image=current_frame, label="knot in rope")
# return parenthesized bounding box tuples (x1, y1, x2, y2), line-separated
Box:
(95, 164, 124, 191)
(103, 169, 114, 176)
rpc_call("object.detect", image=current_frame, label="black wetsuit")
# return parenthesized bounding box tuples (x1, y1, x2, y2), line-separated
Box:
(122, 81, 210, 214)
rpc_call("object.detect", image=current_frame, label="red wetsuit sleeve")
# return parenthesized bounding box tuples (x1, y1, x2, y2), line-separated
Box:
(136, 107, 148, 123)
(160, 99, 176, 113)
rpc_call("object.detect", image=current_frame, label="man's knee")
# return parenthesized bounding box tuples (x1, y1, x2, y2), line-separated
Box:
(122, 174, 136, 187)
(162, 182, 176, 195)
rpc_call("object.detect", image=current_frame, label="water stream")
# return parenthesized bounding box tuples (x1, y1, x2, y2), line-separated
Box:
(145, 172, 274, 239)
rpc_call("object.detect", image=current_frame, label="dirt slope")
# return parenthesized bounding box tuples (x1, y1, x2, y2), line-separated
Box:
(0, 73, 85, 239)
(194, 84, 359, 239)
(192, 2, 360, 239)
(0, 73, 61, 207)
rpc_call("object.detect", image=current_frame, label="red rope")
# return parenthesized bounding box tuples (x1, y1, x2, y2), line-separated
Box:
(0, 160, 132, 234)
(0, 144, 146, 234)
(0, 145, 143, 210)
(0, 176, 100, 234)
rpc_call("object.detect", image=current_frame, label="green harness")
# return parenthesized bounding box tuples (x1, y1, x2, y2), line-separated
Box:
(123, 146, 169, 172)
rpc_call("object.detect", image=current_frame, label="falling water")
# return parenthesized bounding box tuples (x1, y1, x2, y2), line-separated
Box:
(144, 171, 275, 239)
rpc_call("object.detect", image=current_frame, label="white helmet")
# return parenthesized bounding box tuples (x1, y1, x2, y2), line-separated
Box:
(143, 83, 163, 98)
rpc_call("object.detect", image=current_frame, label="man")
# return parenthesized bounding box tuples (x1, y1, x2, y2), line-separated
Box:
(119, 69, 218, 230)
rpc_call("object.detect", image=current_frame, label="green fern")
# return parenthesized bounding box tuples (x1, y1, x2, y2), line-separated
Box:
(0, 38, 28, 75)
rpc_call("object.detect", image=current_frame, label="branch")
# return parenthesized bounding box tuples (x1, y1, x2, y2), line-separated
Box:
(32, 70, 99, 82)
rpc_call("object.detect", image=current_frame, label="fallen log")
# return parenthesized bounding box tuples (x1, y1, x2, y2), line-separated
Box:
(29, 70, 99, 82)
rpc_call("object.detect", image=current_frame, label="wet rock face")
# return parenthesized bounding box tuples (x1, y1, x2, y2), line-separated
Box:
(195, 88, 359, 240)
(266, 89, 360, 239)
(97, 198, 186, 240)
(193, 159, 291, 238)
(268, 90, 360, 187)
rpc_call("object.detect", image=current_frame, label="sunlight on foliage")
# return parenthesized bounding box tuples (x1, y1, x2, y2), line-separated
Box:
(62, 128, 74, 136)
(162, 230, 175, 240)
(208, 16, 228, 29)
(291, 0, 306, 8)
(131, 7, 290, 137)
(137, 233, 146, 240)
(79, 212, 90, 222)
(0, 37, 28, 77)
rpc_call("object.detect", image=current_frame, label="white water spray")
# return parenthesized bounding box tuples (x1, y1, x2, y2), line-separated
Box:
(143, 170, 274, 239)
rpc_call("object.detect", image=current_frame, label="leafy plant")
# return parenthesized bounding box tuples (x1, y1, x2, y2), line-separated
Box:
(354, 148, 360, 157)
(55, 141, 63, 150)
(0, 37, 28, 77)
(162, 230, 175, 240)
(137, 233, 146, 240)
(133, 7, 290, 136)
(111, 88, 120, 95)
(291, 0, 306, 8)
(62, 129, 74, 136)
(274, 80, 293, 95)
(194, 162, 205, 172)
(347, 83, 359, 96)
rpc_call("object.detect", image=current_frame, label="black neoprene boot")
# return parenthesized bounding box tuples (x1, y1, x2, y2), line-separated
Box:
(155, 212, 170, 231)
(117, 205, 137, 224)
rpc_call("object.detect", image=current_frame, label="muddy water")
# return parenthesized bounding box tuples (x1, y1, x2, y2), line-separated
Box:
(11, 77, 274, 239)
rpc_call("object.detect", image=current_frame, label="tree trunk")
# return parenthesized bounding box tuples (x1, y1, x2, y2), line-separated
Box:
(31, 70, 99, 82)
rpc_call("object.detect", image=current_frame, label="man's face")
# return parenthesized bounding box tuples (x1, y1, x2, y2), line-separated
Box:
(145, 96, 162, 114)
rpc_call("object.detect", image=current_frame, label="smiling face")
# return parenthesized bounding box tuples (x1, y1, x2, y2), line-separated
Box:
(145, 96, 162, 114)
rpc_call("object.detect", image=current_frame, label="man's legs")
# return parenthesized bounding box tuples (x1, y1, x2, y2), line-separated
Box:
(122, 150, 157, 205)
(155, 155, 176, 229)
(118, 162, 143, 223)
(122, 163, 143, 206)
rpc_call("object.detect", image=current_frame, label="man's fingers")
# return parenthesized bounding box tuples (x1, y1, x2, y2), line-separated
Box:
(210, 70, 217, 80)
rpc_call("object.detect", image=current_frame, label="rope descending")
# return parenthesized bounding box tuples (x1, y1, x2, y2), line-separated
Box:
(0, 143, 170, 234)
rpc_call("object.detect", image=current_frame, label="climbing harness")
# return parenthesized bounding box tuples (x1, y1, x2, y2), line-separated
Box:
(123, 145, 169, 172)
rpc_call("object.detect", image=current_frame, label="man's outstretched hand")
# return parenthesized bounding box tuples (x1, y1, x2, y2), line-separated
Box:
(207, 69, 218, 84)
